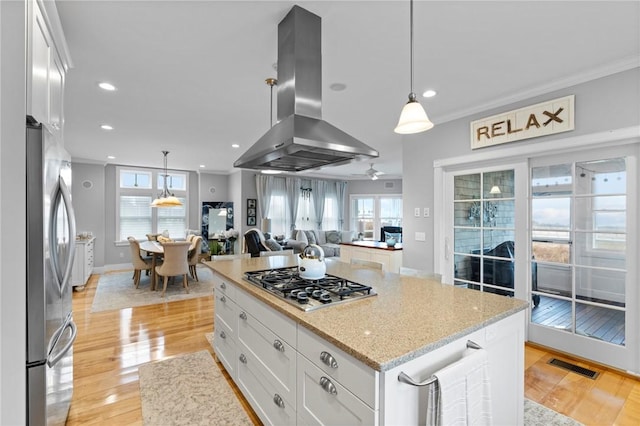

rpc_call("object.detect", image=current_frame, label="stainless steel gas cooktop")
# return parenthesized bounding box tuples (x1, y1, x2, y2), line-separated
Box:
(244, 266, 376, 312)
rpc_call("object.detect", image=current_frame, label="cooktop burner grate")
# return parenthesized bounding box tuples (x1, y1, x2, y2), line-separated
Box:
(244, 266, 376, 311)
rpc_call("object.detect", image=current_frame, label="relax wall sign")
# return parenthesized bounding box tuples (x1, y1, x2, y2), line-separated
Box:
(470, 95, 574, 149)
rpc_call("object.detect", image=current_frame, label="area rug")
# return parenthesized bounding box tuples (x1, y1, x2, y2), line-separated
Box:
(524, 398, 583, 426)
(91, 266, 215, 312)
(138, 350, 251, 426)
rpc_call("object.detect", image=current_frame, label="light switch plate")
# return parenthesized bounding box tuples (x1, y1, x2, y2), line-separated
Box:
(423, 207, 430, 217)
(414, 207, 420, 217)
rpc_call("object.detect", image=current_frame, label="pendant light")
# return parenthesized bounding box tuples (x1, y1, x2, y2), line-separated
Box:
(151, 151, 183, 207)
(394, 0, 434, 134)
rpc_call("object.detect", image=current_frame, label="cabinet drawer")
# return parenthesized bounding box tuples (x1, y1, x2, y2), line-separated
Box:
(297, 355, 376, 425)
(212, 273, 237, 300)
(238, 310, 296, 402)
(237, 344, 296, 426)
(236, 288, 296, 346)
(214, 319, 237, 380)
(215, 292, 237, 335)
(298, 326, 377, 408)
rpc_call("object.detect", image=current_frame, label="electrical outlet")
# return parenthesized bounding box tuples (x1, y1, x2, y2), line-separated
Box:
(414, 207, 420, 217)
(423, 207, 430, 217)
(119, 252, 124, 258)
(415, 232, 426, 241)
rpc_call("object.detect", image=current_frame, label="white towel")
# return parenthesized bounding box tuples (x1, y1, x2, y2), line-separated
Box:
(430, 348, 492, 426)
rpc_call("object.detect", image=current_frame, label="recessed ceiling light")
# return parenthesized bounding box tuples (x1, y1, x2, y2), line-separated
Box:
(422, 89, 437, 98)
(100, 124, 113, 130)
(199, 164, 205, 168)
(329, 83, 347, 91)
(231, 144, 240, 148)
(107, 155, 115, 160)
(98, 82, 116, 91)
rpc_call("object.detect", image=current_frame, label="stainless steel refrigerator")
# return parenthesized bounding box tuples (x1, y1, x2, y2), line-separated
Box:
(26, 115, 77, 425)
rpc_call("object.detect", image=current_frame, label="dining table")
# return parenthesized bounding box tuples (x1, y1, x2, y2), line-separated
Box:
(139, 240, 164, 291)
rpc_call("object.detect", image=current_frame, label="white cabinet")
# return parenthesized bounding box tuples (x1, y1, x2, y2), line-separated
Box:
(27, 0, 68, 139)
(212, 274, 297, 425)
(296, 327, 377, 425)
(72, 237, 94, 288)
(339, 243, 403, 273)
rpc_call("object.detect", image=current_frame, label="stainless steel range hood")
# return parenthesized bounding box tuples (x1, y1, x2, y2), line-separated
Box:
(234, 5, 378, 172)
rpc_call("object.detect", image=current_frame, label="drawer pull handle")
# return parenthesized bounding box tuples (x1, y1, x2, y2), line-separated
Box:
(219, 331, 226, 339)
(273, 339, 285, 352)
(219, 295, 226, 303)
(239, 354, 247, 364)
(220, 282, 226, 290)
(319, 376, 337, 396)
(239, 312, 247, 320)
(320, 351, 338, 369)
(273, 393, 285, 409)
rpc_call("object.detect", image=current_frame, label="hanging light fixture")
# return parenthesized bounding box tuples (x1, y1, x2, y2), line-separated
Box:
(151, 151, 183, 207)
(394, 0, 434, 134)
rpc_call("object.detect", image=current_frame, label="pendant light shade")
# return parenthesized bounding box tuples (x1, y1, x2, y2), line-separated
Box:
(394, 0, 434, 134)
(151, 151, 183, 208)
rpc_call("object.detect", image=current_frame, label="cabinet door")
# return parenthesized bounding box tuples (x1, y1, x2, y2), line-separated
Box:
(30, 3, 50, 123)
(297, 355, 376, 426)
(49, 53, 64, 136)
(237, 308, 296, 403)
(237, 345, 296, 426)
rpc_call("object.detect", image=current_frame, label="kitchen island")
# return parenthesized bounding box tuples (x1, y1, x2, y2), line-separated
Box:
(339, 240, 403, 273)
(204, 256, 528, 425)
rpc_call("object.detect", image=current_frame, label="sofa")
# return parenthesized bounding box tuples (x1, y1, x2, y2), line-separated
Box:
(287, 229, 356, 257)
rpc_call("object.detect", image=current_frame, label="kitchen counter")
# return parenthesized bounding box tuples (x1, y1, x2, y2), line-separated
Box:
(340, 240, 403, 251)
(204, 256, 527, 371)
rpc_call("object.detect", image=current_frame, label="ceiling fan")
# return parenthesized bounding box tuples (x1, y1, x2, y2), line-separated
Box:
(352, 163, 385, 180)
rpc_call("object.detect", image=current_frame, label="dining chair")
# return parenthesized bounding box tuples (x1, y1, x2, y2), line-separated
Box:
(127, 237, 152, 288)
(155, 241, 192, 297)
(399, 266, 442, 282)
(187, 236, 203, 281)
(212, 253, 251, 261)
(146, 233, 161, 241)
(350, 258, 384, 270)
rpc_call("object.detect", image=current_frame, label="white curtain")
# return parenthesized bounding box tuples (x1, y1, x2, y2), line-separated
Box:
(255, 174, 275, 221)
(285, 176, 301, 231)
(311, 180, 328, 229)
(335, 181, 347, 230)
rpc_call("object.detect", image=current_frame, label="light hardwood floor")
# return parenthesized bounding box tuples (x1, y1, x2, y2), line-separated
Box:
(68, 271, 639, 425)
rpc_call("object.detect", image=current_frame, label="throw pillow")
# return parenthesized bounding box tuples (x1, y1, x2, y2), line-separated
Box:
(385, 231, 402, 243)
(296, 230, 308, 245)
(304, 230, 317, 245)
(341, 230, 355, 243)
(264, 238, 283, 251)
(325, 230, 341, 244)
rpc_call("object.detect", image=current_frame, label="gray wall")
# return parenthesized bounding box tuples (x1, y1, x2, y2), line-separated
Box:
(199, 172, 229, 205)
(402, 68, 640, 272)
(72, 163, 106, 267)
(346, 178, 402, 196)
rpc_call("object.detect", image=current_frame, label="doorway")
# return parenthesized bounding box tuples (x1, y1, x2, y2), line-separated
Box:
(528, 146, 637, 370)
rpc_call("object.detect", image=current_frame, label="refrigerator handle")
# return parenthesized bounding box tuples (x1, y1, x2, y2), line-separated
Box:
(47, 319, 77, 368)
(54, 176, 77, 294)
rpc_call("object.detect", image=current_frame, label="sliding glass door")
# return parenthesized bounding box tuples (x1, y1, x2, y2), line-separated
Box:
(528, 146, 637, 369)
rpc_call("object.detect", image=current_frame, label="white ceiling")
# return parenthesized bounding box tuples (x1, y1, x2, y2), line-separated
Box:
(56, 1, 640, 179)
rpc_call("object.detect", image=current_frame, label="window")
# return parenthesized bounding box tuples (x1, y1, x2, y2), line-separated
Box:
(350, 195, 402, 240)
(116, 167, 188, 241)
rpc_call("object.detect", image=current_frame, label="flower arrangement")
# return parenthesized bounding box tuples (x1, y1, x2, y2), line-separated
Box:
(223, 228, 239, 242)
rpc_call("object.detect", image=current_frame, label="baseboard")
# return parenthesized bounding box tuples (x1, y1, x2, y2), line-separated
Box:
(95, 263, 132, 273)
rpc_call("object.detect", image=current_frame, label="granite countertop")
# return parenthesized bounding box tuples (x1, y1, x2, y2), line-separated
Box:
(340, 240, 403, 251)
(204, 256, 528, 372)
